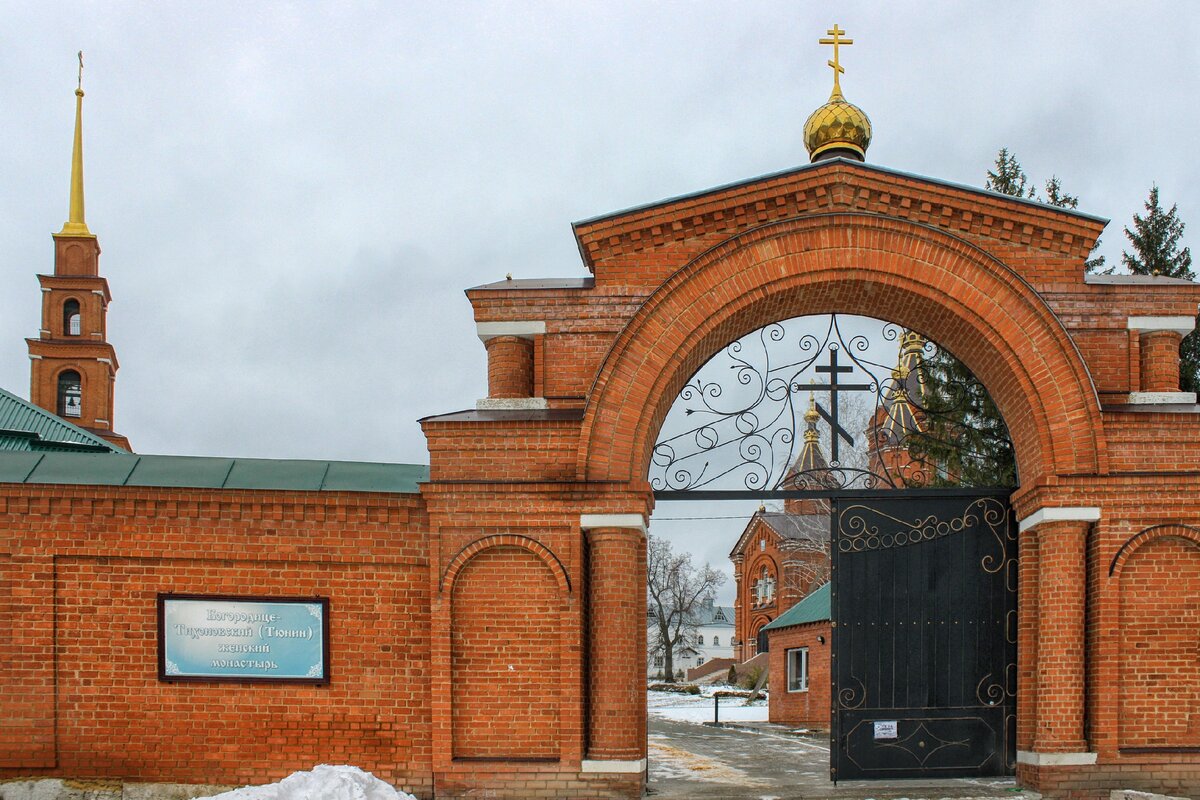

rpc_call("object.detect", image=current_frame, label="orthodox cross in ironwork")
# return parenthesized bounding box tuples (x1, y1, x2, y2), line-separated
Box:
(818, 24, 853, 92)
(809, 346, 873, 464)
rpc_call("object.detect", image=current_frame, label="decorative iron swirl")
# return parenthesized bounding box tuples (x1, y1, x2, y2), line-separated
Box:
(649, 314, 1016, 493)
(835, 497, 1009, 569)
(976, 673, 1005, 707)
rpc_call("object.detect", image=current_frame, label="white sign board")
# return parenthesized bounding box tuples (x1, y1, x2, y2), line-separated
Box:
(873, 720, 898, 739)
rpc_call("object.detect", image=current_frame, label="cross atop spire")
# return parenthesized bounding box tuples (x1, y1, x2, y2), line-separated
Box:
(818, 24, 853, 97)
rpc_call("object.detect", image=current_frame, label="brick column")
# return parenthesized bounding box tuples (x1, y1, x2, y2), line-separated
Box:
(485, 335, 534, 398)
(1127, 316, 1196, 401)
(1017, 507, 1099, 765)
(582, 515, 647, 769)
(1138, 329, 1182, 392)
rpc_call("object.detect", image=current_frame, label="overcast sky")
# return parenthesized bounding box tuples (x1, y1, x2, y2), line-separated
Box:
(3, 2, 1198, 600)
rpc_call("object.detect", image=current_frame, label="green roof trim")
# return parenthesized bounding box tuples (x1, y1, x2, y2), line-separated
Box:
(762, 582, 831, 632)
(0, 387, 123, 453)
(0, 451, 428, 494)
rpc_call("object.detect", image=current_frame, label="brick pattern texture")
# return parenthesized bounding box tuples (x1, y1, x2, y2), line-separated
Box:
(450, 545, 562, 759)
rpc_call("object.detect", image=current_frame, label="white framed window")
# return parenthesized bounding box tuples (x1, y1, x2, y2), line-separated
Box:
(787, 647, 809, 692)
(653, 655, 664, 667)
(712, 636, 720, 646)
(697, 635, 704, 646)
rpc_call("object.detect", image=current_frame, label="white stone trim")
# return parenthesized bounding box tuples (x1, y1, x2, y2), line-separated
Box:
(97, 357, 112, 365)
(1018, 507, 1101, 534)
(580, 758, 646, 774)
(476, 321, 546, 341)
(1126, 391, 1197, 405)
(1127, 316, 1196, 334)
(580, 514, 647, 534)
(40, 287, 50, 293)
(1016, 750, 1098, 766)
(28, 354, 42, 360)
(475, 397, 549, 411)
(91, 289, 106, 297)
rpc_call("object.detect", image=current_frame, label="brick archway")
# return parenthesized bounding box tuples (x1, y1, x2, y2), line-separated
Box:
(578, 213, 1107, 490)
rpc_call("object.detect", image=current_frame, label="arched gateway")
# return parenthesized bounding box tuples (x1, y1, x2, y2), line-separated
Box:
(422, 152, 1200, 797)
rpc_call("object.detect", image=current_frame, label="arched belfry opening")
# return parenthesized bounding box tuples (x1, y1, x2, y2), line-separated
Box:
(649, 313, 1019, 779)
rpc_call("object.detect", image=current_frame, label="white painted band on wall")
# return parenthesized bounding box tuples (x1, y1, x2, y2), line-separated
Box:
(580, 514, 647, 534)
(1126, 391, 1198, 405)
(477, 321, 547, 341)
(1015, 750, 1098, 766)
(475, 397, 549, 411)
(580, 758, 646, 774)
(1017, 507, 1101, 534)
(1127, 315, 1197, 334)
(28, 354, 42, 359)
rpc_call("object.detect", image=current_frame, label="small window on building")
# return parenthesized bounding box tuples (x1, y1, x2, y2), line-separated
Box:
(787, 647, 809, 692)
(57, 370, 82, 418)
(713, 636, 720, 646)
(654, 655, 664, 667)
(697, 657, 705, 666)
(697, 635, 704, 646)
(759, 538, 766, 551)
(63, 299, 81, 336)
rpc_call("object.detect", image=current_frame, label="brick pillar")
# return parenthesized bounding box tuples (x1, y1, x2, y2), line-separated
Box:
(1016, 527, 1039, 752)
(485, 335, 534, 398)
(1030, 518, 1090, 752)
(1139, 329, 1182, 392)
(585, 523, 646, 762)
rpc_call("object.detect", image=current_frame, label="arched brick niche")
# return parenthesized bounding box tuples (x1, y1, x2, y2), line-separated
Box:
(1112, 524, 1200, 750)
(578, 213, 1106, 489)
(447, 539, 569, 760)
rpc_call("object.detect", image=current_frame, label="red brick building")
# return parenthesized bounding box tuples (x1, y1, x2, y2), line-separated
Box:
(4, 54, 1200, 800)
(763, 583, 832, 730)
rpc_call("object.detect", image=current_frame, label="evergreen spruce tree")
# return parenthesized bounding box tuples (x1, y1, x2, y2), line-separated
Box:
(904, 344, 1017, 488)
(985, 148, 1034, 198)
(1122, 185, 1199, 393)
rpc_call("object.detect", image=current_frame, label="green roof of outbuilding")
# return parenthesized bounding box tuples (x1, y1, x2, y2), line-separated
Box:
(0, 451, 428, 494)
(0, 387, 122, 453)
(761, 582, 831, 632)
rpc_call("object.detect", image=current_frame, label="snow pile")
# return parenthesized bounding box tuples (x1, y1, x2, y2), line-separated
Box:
(194, 765, 416, 800)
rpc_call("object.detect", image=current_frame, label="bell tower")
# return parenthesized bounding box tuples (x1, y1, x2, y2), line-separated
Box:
(26, 54, 130, 451)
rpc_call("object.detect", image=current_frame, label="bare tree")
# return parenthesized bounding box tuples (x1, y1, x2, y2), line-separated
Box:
(647, 534, 726, 682)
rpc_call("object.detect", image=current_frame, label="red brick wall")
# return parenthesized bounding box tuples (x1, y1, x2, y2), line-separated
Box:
(767, 622, 831, 729)
(1118, 533, 1200, 748)
(0, 485, 434, 798)
(450, 545, 561, 759)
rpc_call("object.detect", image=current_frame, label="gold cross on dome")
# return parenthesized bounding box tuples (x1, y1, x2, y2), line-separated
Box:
(818, 24, 853, 92)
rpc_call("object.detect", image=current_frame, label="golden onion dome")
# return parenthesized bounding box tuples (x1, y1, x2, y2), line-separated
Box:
(803, 87, 872, 162)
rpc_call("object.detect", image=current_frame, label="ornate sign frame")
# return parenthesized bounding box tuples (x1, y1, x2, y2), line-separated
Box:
(157, 593, 331, 684)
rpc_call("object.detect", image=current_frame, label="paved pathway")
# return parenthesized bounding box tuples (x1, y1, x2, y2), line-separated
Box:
(646, 716, 1036, 800)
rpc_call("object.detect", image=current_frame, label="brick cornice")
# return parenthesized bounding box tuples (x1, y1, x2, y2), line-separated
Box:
(573, 160, 1106, 271)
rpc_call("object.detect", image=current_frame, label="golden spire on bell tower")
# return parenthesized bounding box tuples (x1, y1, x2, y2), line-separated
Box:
(57, 51, 94, 238)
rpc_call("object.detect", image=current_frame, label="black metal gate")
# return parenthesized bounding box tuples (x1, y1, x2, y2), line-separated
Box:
(830, 492, 1016, 781)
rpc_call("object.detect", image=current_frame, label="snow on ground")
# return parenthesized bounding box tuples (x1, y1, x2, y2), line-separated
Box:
(648, 686, 769, 724)
(193, 765, 416, 800)
(647, 732, 768, 787)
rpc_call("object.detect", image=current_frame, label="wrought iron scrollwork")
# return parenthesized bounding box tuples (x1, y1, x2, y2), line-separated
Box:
(649, 314, 1016, 493)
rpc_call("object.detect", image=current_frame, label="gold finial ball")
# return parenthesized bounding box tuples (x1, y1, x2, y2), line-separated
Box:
(804, 404, 820, 425)
(803, 95, 872, 162)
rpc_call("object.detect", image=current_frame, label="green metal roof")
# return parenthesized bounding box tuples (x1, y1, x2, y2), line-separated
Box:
(0, 451, 428, 494)
(761, 582, 831, 632)
(0, 387, 122, 453)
